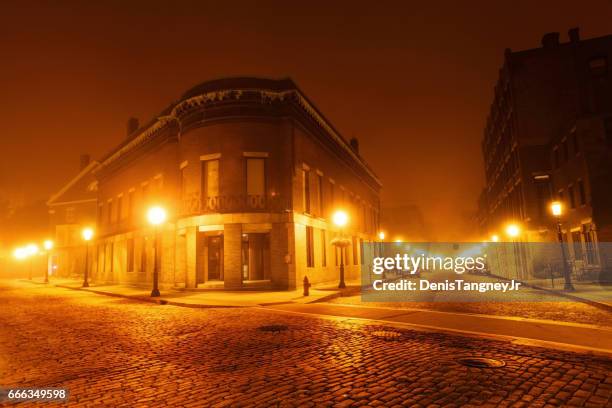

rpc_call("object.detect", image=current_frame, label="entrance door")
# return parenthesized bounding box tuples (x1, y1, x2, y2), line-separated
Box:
(207, 235, 223, 281)
(241, 233, 270, 280)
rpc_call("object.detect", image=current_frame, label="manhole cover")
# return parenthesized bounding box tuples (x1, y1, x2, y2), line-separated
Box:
(258, 325, 288, 333)
(372, 330, 402, 341)
(457, 357, 506, 368)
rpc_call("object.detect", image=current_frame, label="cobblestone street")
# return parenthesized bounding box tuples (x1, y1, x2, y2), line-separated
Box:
(1, 281, 611, 407)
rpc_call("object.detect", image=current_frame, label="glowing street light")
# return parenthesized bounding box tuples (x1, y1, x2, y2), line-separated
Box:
(13, 247, 27, 260)
(332, 210, 348, 228)
(505, 224, 520, 238)
(550, 201, 574, 291)
(147, 206, 167, 297)
(147, 206, 167, 226)
(331, 210, 350, 289)
(551, 201, 562, 217)
(82, 227, 94, 287)
(82, 228, 94, 242)
(43, 240, 54, 283)
(378, 231, 385, 241)
(491, 234, 499, 242)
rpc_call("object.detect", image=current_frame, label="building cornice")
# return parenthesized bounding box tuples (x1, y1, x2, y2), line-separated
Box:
(95, 81, 381, 187)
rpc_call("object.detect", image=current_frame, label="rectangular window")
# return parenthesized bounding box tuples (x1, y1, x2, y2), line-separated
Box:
(202, 160, 219, 209)
(98, 204, 104, 225)
(117, 195, 123, 221)
(246, 158, 265, 196)
(588, 56, 608, 77)
(127, 190, 134, 220)
(316, 173, 323, 216)
(107, 201, 113, 225)
(303, 169, 311, 214)
(140, 237, 147, 272)
(65, 207, 75, 223)
(571, 231, 583, 261)
(321, 229, 327, 267)
(562, 139, 569, 162)
(127, 238, 134, 272)
(578, 180, 586, 205)
(306, 226, 314, 267)
(352, 236, 358, 265)
(568, 185, 576, 209)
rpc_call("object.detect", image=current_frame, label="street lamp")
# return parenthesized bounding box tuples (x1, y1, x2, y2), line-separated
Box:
(550, 201, 574, 291)
(43, 240, 53, 283)
(505, 224, 521, 279)
(25, 244, 39, 280)
(378, 231, 385, 241)
(490, 234, 499, 242)
(82, 227, 94, 287)
(147, 206, 167, 297)
(331, 210, 350, 289)
(505, 224, 520, 238)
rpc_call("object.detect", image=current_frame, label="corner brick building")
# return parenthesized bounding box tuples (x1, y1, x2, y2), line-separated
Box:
(478, 29, 612, 278)
(82, 77, 380, 290)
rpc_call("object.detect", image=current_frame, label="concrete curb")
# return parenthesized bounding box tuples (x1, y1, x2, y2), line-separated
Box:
(54, 284, 244, 308)
(309, 285, 363, 303)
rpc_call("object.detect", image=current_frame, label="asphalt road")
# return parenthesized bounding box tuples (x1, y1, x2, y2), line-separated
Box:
(1, 281, 611, 407)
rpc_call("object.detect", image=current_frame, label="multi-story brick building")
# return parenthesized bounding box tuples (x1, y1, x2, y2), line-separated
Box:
(88, 77, 380, 290)
(479, 28, 612, 278)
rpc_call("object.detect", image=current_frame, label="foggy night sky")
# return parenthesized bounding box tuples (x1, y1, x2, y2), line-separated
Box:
(1, 1, 612, 240)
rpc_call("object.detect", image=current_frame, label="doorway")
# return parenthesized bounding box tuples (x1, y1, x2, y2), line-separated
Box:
(241, 233, 270, 281)
(196, 232, 224, 285)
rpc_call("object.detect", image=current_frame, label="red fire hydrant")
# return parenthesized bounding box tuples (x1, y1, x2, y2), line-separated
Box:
(303, 276, 311, 296)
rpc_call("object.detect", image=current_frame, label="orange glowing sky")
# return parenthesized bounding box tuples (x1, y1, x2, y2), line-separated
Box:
(1, 1, 612, 240)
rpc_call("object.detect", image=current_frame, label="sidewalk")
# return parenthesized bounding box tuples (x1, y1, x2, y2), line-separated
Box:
(37, 277, 358, 307)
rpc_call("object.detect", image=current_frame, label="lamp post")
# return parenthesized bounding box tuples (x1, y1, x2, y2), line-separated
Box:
(43, 240, 53, 283)
(82, 228, 94, 287)
(551, 201, 574, 291)
(331, 210, 349, 289)
(505, 224, 521, 279)
(147, 206, 167, 297)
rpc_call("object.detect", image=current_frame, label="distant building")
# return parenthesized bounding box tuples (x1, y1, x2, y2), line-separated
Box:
(47, 155, 98, 278)
(478, 28, 612, 278)
(84, 77, 380, 290)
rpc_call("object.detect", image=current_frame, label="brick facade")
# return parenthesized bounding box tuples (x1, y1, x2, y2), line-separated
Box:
(478, 29, 612, 279)
(76, 78, 380, 290)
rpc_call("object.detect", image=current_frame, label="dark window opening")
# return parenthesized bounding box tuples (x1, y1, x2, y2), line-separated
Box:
(588, 56, 608, 77)
(306, 226, 314, 267)
(578, 180, 586, 205)
(568, 185, 576, 209)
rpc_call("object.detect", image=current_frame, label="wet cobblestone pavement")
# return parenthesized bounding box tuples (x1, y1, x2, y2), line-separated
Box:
(1, 282, 611, 407)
